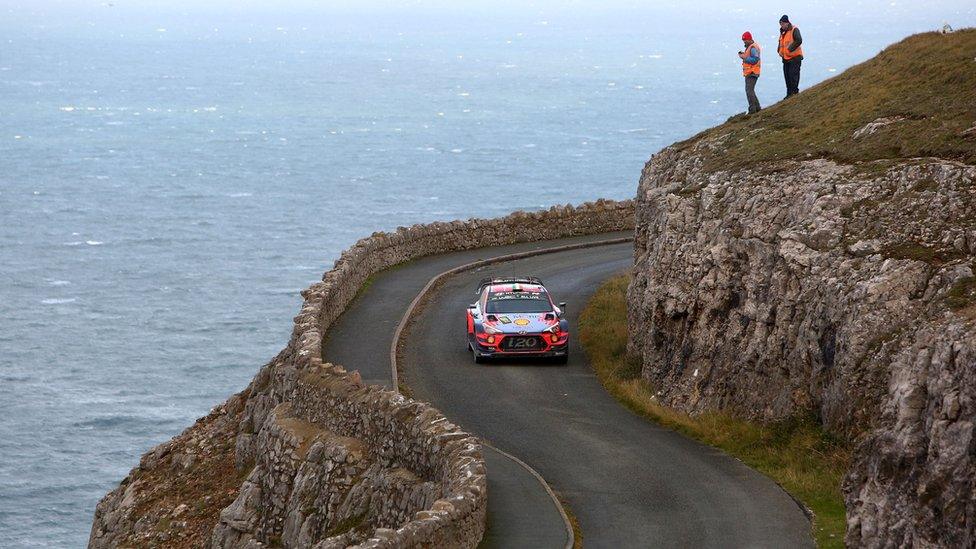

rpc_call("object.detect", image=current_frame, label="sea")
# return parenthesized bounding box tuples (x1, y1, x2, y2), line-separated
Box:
(1, 1, 973, 546)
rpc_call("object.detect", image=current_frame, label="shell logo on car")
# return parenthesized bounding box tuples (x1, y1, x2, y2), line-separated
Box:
(514, 318, 531, 326)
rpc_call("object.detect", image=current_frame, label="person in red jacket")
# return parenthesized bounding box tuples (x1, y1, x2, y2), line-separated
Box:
(738, 31, 762, 114)
(778, 15, 804, 97)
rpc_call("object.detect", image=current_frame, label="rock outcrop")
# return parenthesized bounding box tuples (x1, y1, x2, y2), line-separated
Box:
(90, 199, 635, 548)
(628, 127, 975, 546)
(628, 28, 976, 547)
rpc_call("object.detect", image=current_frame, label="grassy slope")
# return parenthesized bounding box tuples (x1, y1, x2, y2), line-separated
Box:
(676, 29, 976, 171)
(579, 275, 850, 549)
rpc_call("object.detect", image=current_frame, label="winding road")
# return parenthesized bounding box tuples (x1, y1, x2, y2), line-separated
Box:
(322, 232, 812, 548)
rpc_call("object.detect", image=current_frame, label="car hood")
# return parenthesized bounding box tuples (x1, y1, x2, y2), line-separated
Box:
(485, 313, 557, 333)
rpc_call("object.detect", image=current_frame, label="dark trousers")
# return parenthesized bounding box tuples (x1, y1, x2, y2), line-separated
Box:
(745, 75, 761, 113)
(783, 59, 802, 96)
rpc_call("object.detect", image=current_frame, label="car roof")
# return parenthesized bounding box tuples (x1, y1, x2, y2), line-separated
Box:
(488, 283, 546, 294)
(477, 276, 545, 294)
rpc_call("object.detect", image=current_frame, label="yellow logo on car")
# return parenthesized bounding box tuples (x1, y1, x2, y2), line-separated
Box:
(514, 318, 530, 326)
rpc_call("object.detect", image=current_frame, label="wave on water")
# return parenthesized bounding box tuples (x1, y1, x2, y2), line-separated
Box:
(71, 414, 165, 430)
(86, 240, 104, 246)
(0, 374, 33, 383)
(265, 288, 302, 295)
(276, 264, 322, 271)
(41, 298, 76, 305)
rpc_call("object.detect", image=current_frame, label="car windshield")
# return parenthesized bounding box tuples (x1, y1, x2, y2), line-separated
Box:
(485, 293, 551, 314)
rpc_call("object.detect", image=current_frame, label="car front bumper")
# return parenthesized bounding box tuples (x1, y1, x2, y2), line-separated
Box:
(472, 338, 569, 358)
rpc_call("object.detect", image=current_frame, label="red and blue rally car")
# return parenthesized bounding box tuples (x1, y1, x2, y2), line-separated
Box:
(466, 277, 569, 364)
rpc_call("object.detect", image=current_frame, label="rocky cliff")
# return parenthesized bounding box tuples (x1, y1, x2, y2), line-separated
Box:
(90, 199, 634, 548)
(627, 30, 976, 546)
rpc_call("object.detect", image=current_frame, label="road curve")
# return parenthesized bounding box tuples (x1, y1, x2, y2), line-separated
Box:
(323, 233, 813, 548)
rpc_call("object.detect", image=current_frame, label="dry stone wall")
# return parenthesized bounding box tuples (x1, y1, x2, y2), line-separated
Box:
(91, 199, 635, 549)
(628, 135, 975, 547)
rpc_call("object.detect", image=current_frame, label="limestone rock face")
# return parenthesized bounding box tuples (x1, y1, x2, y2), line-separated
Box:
(628, 137, 975, 546)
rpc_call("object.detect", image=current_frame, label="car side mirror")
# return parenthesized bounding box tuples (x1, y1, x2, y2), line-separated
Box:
(559, 302, 567, 309)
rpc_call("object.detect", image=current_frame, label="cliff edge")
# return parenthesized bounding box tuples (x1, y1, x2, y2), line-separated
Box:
(628, 30, 975, 546)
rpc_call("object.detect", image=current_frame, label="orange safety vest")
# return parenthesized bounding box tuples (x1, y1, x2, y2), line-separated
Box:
(742, 42, 761, 77)
(778, 26, 803, 60)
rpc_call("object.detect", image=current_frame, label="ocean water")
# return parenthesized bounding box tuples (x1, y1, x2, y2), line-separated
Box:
(2, 2, 973, 546)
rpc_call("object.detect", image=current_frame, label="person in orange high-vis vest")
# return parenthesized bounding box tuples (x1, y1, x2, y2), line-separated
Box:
(738, 32, 762, 114)
(778, 14, 804, 97)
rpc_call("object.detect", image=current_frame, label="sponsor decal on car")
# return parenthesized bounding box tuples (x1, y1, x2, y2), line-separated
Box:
(491, 292, 543, 300)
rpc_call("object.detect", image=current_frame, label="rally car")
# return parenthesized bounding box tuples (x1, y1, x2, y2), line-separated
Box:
(466, 277, 569, 364)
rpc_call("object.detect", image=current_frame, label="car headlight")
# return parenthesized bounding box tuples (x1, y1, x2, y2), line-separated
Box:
(484, 325, 502, 334)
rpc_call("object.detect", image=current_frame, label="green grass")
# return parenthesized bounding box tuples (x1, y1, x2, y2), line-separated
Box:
(880, 242, 967, 265)
(578, 275, 850, 548)
(156, 516, 172, 532)
(675, 29, 976, 172)
(327, 512, 367, 537)
(946, 273, 976, 311)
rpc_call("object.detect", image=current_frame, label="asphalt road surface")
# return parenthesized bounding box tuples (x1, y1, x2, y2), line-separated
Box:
(323, 233, 812, 548)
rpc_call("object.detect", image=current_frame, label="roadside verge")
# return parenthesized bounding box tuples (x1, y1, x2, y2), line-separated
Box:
(578, 274, 850, 548)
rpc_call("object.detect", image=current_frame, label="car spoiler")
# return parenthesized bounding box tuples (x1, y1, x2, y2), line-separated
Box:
(476, 276, 545, 295)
